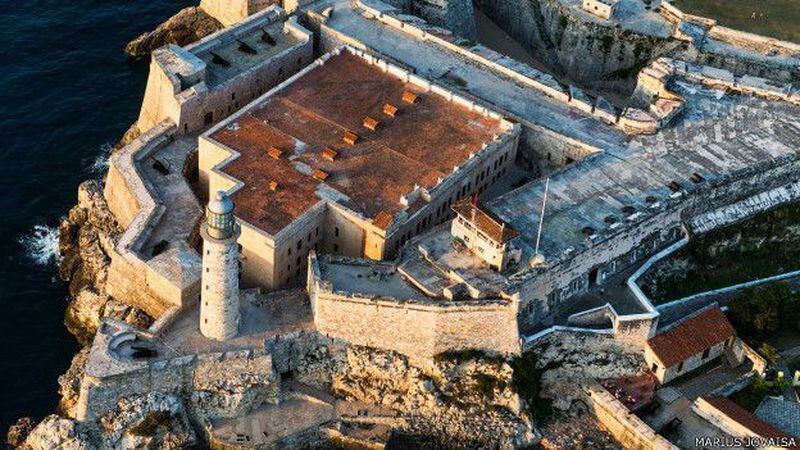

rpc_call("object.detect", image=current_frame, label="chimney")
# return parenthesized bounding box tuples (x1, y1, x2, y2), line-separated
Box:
(382, 103, 399, 117)
(363, 116, 380, 131)
(312, 168, 329, 181)
(343, 131, 359, 146)
(322, 147, 338, 161)
(269, 180, 279, 191)
(402, 91, 419, 104)
(268, 146, 283, 159)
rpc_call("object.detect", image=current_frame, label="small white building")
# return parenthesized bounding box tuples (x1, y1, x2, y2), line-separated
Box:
(645, 305, 736, 383)
(581, 0, 620, 20)
(450, 198, 521, 271)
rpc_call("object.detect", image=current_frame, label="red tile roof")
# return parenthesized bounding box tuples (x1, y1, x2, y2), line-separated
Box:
(647, 306, 735, 368)
(452, 197, 519, 244)
(702, 396, 800, 444)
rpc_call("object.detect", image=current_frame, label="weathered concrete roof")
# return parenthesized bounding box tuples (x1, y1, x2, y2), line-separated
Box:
(488, 85, 800, 260)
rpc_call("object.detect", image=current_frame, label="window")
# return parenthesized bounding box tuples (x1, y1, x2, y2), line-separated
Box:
(335, 227, 339, 237)
(676, 361, 684, 373)
(296, 256, 301, 265)
(204, 111, 213, 126)
(297, 240, 302, 250)
(702, 348, 710, 359)
(333, 244, 339, 252)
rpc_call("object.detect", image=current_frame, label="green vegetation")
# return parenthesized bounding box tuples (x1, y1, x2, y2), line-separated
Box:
(472, 372, 508, 397)
(128, 411, 173, 437)
(731, 374, 788, 412)
(788, 356, 800, 375)
(511, 353, 553, 423)
(671, 0, 800, 43)
(664, 356, 722, 387)
(434, 349, 506, 366)
(647, 200, 800, 303)
(727, 284, 800, 341)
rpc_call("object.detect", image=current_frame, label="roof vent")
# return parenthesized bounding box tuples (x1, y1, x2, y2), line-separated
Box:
(690, 172, 705, 183)
(402, 91, 419, 104)
(382, 103, 399, 117)
(322, 147, 338, 161)
(667, 181, 682, 192)
(363, 117, 380, 131)
(268, 146, 283, 159)
(582, 226, 596, 237)
(646, 195, 658, 204)
(312, 168, 329, 181)
(622, 205, 636, 215)
(269, 181, 279, 191)
(604, 215, 618, 224)
(343, 131, 359, 145)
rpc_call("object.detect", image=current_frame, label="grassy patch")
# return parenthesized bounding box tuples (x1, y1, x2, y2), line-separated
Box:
(434, 349, 506, 366)
(730, 375, 779, 412)
(511, 353, 553, 423)
(671, 0, 800, 43)
(128, 411, 173, 437)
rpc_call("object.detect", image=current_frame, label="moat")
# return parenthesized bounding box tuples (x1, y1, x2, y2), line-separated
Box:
(0, 0, 194, 438)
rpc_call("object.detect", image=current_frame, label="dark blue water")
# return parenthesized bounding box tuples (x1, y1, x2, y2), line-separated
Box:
(0, 0, 192, 437)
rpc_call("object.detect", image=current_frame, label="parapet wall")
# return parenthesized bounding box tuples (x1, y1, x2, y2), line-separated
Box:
(104, 121, 201, 316)
(76, 321, 277, 422)
(307, 253, 521, 358)
(138, 7, 313, 135)
(584, 382, 679, 450)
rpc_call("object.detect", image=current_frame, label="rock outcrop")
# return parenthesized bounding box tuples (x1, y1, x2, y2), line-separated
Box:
(125, 7, 223, 58)
(7, 417, 35, 448)
(18, 393, 197, 450)
(58, 180, 152, 344)
(271, 332, 536, 448)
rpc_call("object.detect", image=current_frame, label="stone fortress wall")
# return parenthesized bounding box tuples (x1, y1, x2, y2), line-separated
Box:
(100, 8, 315, 315)
(75, 320, 278, 423)
(137, 6, 313, 135)
(104, 121, 202, 316)
(307, 252, 521, 358)
(199, 0, 276, 27)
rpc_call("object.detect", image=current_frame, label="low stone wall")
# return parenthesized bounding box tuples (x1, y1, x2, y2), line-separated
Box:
(584, 382, 679, 450)
(308, 253, 521, 359)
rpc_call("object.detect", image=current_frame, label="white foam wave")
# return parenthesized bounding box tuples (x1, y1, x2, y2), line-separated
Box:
(19, 224, 61, 266)
(90, 143, 112, 173)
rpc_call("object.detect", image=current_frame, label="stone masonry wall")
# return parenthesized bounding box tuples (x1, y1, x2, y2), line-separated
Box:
(308, 255, 521, 359)
(77, 348, 277, 423)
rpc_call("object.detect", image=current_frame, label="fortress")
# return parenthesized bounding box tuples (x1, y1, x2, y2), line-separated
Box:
(41, 0, 800, 447)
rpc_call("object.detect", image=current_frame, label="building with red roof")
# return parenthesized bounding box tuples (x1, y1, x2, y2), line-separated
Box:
(645, 304, 736, 383)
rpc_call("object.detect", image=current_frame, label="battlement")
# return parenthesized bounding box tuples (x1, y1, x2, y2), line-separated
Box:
(307, 252, 521, 358)
(137, 6, 313, 135)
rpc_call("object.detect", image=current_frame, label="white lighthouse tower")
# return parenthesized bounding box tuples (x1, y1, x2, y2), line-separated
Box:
(200, 191, 241, 340)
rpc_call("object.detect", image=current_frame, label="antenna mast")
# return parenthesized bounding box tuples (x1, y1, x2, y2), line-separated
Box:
(534, 177, 550, 256)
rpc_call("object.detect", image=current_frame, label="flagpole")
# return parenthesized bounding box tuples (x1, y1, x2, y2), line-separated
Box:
(534, 177, 550, 256)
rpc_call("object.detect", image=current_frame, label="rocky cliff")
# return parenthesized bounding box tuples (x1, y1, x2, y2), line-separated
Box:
(57, 180, 152, 345)
(125, 6, 223, 58)
(270, 331, 536, 448)
(477, 0, 679, 98)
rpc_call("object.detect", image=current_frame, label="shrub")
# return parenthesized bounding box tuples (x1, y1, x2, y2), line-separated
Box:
(511, 353, 553, 423)
(128, 411, 173, 437)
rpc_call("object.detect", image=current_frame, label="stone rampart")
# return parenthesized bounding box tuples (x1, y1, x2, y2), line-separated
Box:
(351, 0, 670, 135)
(76, 321, 277, 422)
(307, 253, 521, 358)
(584, 382, 679, 450)
(137, 7, 313, 135)
(199, 0, 274, 27)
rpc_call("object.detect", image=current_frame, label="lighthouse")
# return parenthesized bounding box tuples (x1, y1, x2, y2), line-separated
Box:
(200, 191, 241, 340)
